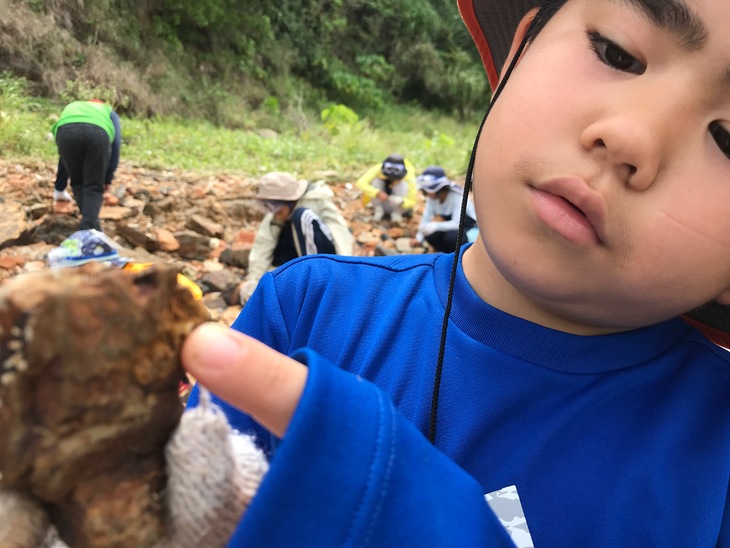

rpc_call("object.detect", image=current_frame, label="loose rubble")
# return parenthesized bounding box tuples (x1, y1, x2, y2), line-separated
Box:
(0, 160, 428, 323)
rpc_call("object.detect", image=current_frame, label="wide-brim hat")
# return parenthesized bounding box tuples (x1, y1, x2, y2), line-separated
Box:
(256, 172, 308, 201)
(457, 0, 540, 88)
(457, 0, 730, 346)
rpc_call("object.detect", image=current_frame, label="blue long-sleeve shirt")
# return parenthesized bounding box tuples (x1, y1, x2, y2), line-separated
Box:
(227, 347, 515, 546)
(188, 249, 730, 545)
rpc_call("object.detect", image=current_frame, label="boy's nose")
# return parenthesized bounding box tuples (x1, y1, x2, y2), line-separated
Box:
(579, 111, 663, 192)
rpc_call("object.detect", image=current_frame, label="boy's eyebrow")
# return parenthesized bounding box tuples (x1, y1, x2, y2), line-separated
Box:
(616, 0, 708, 51)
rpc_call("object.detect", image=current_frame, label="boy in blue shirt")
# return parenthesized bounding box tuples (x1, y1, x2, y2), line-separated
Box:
(183, 0, 730, 545)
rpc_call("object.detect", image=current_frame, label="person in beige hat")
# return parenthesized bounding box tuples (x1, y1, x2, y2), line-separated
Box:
(238, 172, 353, 304)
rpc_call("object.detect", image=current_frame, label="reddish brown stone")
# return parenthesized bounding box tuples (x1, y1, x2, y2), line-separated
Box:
(209, 238, 228, 260)
(387, 227, 404, 239)
(233, 229, 256, 246)
(103, 192, 120, 206)
(53, 200, 76, 215)
(187, 214, 225, 239)
(0, 263, 210, 548)
(116, 222, 162, 252)
(0, 256, 26, 270)
(156, 228, 180, 252)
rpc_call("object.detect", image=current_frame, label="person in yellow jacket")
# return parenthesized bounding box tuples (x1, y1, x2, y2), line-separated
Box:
(355, 153, 417, 223)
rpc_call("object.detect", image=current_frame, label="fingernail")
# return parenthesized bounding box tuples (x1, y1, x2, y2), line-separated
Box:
(185, 323, 244, 373)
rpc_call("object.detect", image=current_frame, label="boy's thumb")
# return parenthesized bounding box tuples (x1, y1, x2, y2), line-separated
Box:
(181, 322, 308, 438)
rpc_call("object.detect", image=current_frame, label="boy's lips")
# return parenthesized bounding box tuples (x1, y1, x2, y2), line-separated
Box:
(528, 178, 607, 246)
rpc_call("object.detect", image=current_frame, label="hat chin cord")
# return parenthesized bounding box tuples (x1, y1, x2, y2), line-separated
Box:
(427, 31, 532, 445)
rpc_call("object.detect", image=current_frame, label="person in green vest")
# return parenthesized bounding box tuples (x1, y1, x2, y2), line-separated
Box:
(51, 100, 122, 231)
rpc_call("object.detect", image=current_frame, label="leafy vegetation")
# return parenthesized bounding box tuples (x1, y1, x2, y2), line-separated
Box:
(0, 73, 480, 180)
(1, 0, 491, 126)
(0, 75, 57, 158)
(0, 1, 490, 179)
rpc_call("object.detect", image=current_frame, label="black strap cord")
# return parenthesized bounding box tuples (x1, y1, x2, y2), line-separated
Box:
(427, 34, 532, 445)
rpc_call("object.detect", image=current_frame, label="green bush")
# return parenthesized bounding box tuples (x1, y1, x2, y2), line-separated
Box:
(321, 104, 360, 135)
(356, 55, 395, 86)
(262, 96, 280, 117)
(329, 70, 385, 112)
(0, 73, 57, 160)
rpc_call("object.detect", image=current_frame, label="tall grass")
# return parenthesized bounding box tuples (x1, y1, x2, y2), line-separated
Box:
(0, 73, 482, 181)
(0, 75, 58, 159)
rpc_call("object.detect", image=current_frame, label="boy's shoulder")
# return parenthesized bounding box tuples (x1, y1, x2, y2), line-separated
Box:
(258, 253, 451, 326)
(271, 252, 445, 279)
(265, 253, 451, 304)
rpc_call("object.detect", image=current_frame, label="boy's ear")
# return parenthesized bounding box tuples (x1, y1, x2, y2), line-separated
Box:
(498, 8, 540, 83)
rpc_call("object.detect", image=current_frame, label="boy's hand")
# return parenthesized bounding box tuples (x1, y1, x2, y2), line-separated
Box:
(181, 322, 308, 437)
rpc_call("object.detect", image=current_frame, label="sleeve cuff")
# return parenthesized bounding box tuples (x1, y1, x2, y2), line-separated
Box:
(230, 348, 513, 546)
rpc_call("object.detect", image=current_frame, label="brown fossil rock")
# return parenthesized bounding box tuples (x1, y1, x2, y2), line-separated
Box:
(0, 263, 210, 547)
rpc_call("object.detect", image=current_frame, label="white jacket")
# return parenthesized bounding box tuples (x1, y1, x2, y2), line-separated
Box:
(416, 187, 477, 242)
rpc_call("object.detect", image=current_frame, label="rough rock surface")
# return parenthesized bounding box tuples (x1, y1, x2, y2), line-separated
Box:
(0, 263, 210, 547)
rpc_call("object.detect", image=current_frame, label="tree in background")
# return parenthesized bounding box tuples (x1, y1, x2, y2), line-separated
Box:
(6, 0, 489, 121)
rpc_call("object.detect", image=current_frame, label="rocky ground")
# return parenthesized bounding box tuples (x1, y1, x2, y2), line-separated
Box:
(0, 159, 427, 325)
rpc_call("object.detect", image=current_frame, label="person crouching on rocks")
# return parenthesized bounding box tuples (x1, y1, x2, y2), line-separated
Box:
(356, 153, 417, 224)
(412, 165, 478, 253)
(238, 172, 353, 305)
(51, 99, 122, 231)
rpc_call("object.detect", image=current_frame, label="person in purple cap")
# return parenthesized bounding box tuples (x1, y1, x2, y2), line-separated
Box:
(412, 165, 478, 253)
(182, 0, 730, 545)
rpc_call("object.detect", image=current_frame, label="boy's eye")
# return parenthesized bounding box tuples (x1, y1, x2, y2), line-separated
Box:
(587, 31, 645, 75)
(709, 122, 730, 160)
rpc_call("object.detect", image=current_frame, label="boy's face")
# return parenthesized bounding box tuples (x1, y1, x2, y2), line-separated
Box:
(466, 0, 730, 334)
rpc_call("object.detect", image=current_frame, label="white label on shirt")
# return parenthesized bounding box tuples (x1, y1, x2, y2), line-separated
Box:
(485, 485, 534, 548)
